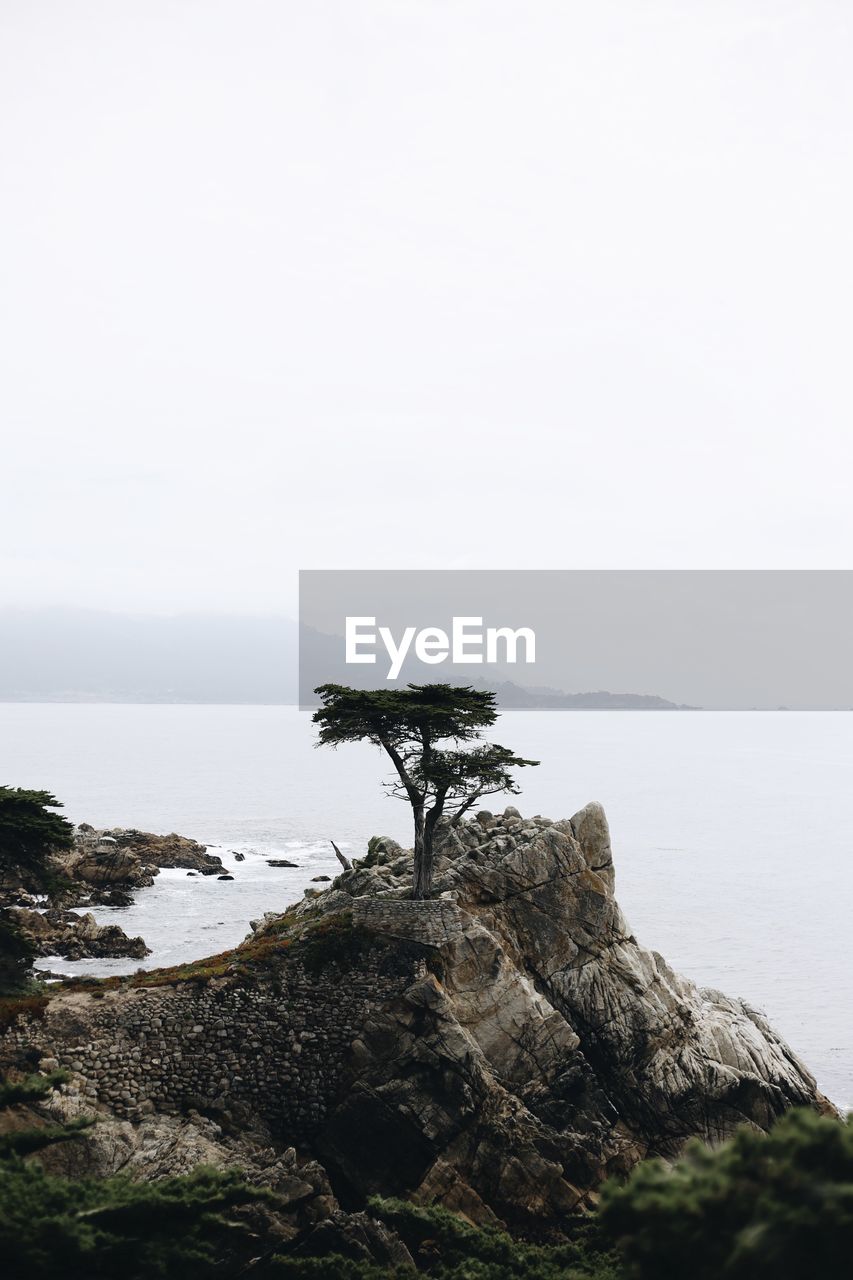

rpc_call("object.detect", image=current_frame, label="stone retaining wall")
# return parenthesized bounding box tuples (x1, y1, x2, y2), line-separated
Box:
(352, 898, 463, 947)
(1, 946, 427, 1138)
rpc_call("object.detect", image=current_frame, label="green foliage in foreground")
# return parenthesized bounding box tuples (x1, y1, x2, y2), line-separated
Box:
(270, 1110, 853, 1279)
(373, 1196, 615, 1278)
(599, 1107, 853, 1280)
(0, 1071, 267, 1277)
(269, 1195, 618, 1279)
(0, 1068, 70, 1108)
(0, 1105, 851, 1278)
(0, 1159, 268, 1279)
(0, 1068, 95, 1159)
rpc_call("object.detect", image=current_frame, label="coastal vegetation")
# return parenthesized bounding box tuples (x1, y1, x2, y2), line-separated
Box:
(1, 770, 849, 1275)
(0, 796, 225, 979)
(0, 1099, 850, 1277)
(0, 786, 74, 885)
(313, 684, 537, 897)
(0, 787, 74, 992)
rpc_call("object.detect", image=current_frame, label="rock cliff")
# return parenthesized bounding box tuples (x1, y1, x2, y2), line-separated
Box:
(0, 803, 832, 1248)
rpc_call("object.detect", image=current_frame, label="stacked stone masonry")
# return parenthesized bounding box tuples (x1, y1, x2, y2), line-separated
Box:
(2, 952, 426, 1138)
(352, 897, 464, 946)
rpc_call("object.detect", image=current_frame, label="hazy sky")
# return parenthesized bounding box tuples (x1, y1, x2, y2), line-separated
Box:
(2, 2, 851, 615)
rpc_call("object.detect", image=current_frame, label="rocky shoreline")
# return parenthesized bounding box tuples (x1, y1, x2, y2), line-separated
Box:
(0, 801, 834, 1257)
(0, 824, 226, 962)
(6, 905, 150, 961)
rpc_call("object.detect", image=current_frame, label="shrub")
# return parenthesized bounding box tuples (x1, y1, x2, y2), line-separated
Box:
(0, 1160, 269, 1279)
(600, 1107, 853, 1280)
(268, 1198, 619, 1279)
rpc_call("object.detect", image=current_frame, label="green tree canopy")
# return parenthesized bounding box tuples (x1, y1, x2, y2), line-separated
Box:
(313, 684, 537, 897)
(600, 1107, 853, 1280)
(0, 787, 74, 992)
(0, 787, 74, 889)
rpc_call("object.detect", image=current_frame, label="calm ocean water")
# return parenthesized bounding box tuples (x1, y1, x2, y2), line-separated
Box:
(1, 704, 850, 1107)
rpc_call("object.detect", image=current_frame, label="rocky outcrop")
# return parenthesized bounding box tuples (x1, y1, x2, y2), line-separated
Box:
(1, 827, 225, 969)
(1, 825, 225, 919)
(71, 825, 224, 888)
(0, 803, 832, 1245)
(3, 906, 150, 960)
(313, 803, 829, 1148)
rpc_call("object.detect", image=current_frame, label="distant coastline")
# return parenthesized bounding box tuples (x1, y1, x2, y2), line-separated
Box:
(0, 684, 694, 709)
(472, 680, 696, 709)
(3, 608, 849, 707)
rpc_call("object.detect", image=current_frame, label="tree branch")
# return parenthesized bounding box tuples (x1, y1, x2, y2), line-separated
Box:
(378, 734, 425, 808)
(330, 840, 351, 871)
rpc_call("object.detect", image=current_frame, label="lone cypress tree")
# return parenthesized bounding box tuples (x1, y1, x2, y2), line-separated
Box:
(313, 684, 538, 898)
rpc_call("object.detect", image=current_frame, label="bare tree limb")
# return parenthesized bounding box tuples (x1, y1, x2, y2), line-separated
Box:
(330, 840, 352, 871)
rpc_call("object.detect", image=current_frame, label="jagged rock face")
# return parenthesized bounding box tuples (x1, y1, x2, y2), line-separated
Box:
(312, 944, 636, 1230)
(3, 905, 150, 959)
(293, 802, 831, 1217)
(439, 804, 822, 1144)
(71, 828, 223, 887)
(2, 827, 224, 914)
(0, 804, 832, 1241)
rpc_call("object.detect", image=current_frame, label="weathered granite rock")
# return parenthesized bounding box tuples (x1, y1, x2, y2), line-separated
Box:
(87, 887, 136, 907)
(72, 828, 224, 881)
(3, 826, 224, 915)
(0, 803, 833, 1247)
(441, 803, 823, 1145)
(4, 906, 150, 960)
(291, 802, 832, 1160)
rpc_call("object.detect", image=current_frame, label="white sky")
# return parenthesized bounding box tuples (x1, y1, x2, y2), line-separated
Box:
(1, 1, 851, 614)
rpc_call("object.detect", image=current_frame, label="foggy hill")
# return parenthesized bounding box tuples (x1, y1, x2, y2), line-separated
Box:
(0, 610, 690, 707)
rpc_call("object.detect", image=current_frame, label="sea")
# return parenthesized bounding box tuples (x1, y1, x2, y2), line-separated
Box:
(1, 703, 850, 1108)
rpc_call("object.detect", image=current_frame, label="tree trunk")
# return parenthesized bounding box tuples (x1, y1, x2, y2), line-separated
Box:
(414, 798, 445, 900)
(377, 735, 428, 898)
(412, 804, 428, 899)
